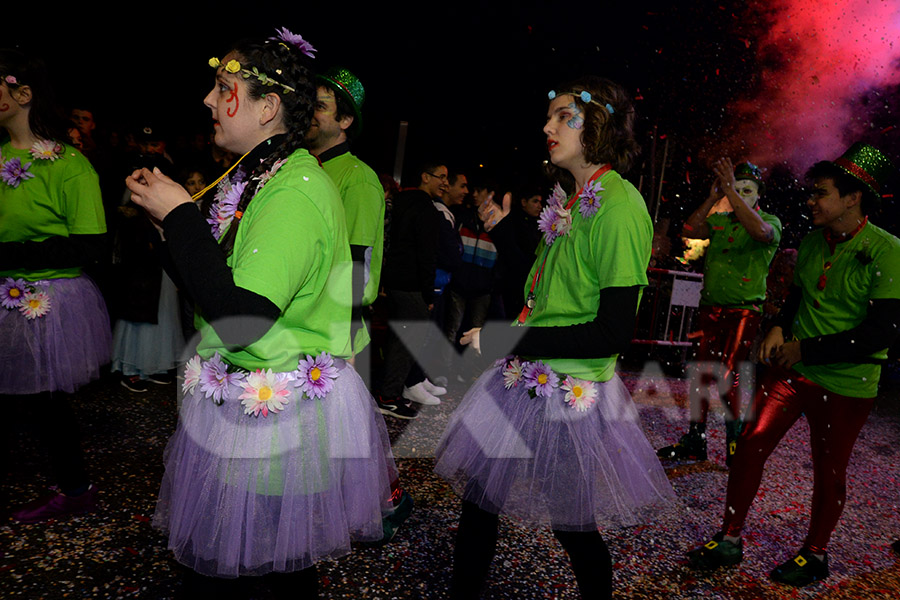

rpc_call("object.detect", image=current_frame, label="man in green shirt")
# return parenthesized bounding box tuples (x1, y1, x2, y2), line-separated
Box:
(306, 67, 385, 364)
(305, 66, 411, 546)
(658, 160, 781, 465)
(688, 142, 899, 587)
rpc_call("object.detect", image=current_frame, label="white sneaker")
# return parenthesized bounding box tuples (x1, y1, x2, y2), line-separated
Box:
(422, 378, 447, 396)
(403, 382, 441, 405)
(432, 375, 449, 388)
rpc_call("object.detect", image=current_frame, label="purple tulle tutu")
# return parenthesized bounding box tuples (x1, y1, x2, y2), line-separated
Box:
(153, 357, 398, 577)
(0, 275, 111, 395)
(434, 359, 677, 531)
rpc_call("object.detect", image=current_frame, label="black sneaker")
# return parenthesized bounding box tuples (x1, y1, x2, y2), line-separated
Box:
(892, 539, 900, 555)
(120, 375, 149, 393)
(146, 372, 174, 385)
(770, 548, 829, 587)
(358, 490, 415, 547)
(376, 396, 418, 420)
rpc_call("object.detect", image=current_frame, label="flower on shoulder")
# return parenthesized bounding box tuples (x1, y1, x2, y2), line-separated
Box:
(538, 204, 573, 245)
(1, 157, 35, 188)
(502, 357, 527, 389)
(524, 361, 559, 398)
(561, 377, 598, 412)
(182, 355, 203, 396)
(199, 352, 245, 405)
(0, 278, 28, 309)
(295, 352, 339, 399)
(239, 369, 292, 417)
(30, 140, 64, 161)
(578, 179, 604, 219)
(18, 289, 51, 319)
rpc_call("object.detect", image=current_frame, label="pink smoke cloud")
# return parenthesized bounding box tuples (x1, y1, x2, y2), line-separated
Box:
(716, 0, 900, 174)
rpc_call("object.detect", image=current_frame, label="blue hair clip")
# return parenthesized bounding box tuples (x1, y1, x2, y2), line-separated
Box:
(605, 103, 615, 114)
(548, 90, 557, 100)
(580, 91, 592, 103)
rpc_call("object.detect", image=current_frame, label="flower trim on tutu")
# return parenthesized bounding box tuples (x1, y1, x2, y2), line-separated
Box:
(498, 356, 598, 412)
(183, 350, 341, 417)
(1, 277, 52, 319)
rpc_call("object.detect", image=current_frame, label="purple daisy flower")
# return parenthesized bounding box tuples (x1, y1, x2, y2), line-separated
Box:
(524, 361, 559, 398)
(578, 180, 604, 219)
(199, 352, 245, 405)
(537, 205, 560, 245)
(1, 157, 35, 188)
(0, 278, 28, 309)
(548, 183, 567, 208)
(295, 352, 339, 399)
(271, 27, 317, 58)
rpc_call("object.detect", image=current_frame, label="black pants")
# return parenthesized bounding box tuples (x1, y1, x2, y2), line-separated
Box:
(380, 289, 431, 397)
(2, 391, 89, 497)
(450, 500, 613, 600)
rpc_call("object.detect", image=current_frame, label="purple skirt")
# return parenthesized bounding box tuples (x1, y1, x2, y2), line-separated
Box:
(0, 275, 111, 395)
(153, 359, 398, 577)
(434, 361, 677, 531)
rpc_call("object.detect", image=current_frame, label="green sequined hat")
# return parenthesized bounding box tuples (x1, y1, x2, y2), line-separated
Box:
(831, 142, 894, 197)
(316, 67, 365, 135)
(734, 161, 766, 196)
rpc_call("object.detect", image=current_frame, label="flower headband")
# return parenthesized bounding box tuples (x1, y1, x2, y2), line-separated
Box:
(548, 90, 615, 115)
(3, 75, 18, 86)
(207, 28, 317, 95)
(208, 57, 296, 94)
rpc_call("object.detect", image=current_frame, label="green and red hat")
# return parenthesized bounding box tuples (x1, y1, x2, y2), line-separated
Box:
(831, 142, 894, 197)
(316, 67, 365, 135)
(734, 161, 765, 196)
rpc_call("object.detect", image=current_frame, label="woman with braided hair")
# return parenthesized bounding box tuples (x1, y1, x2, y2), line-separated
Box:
(125, 29, 398, 598)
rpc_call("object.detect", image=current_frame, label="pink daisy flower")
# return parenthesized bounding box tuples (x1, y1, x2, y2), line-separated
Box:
(502, 357, 527, 389)
(0, 278, 28, 309)
(295, 352, 339, 399)
(30, 140, 63, 161)
(18, 289, 51, 319)
(199, 352, 245, 405)
(239, 369, 292, 417)
(561, 377, 598, 412)
(524, 361, 559, 398)
(182, 355, 203, 396)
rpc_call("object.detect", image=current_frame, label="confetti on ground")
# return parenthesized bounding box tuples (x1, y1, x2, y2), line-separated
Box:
(2, 364, 899, 598)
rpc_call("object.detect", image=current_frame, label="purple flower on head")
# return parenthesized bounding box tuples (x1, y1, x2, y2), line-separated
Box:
(199, 352, 245, 405)
(578, 179, 604, 219)
(524, 361, 559, 398)
(271, 27, 317, 58)
(1, 157, 35, 187)
(295, 352, 339, 399)
(0, 278, 28, 309)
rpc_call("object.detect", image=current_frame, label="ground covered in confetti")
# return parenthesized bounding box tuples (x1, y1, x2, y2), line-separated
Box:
(3, 362, 900, 599)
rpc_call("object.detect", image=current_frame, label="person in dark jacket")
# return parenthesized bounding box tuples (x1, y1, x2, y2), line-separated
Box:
(376, 160, 447, 417)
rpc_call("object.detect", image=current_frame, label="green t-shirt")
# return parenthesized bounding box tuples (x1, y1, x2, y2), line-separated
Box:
(0, 141, 106, 280)
(522, 170, 652, 382)
(791, 222, 900, 398)
(700, 209, 781, 309)
(195, 149, 353, 372)
(321, 151, 385, 353)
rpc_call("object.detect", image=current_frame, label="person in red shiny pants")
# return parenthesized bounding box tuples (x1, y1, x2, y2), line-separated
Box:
(686, 142, 900, 588)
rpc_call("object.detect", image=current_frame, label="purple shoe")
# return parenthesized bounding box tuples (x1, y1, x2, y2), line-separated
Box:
(11, 485, 99, 523)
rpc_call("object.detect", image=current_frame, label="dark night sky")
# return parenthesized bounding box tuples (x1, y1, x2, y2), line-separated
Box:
(9, 1, 900, 242)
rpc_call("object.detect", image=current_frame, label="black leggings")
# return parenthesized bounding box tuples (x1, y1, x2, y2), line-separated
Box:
(177, 565, 319, 599)
(450, 500, 613, 599)
(1, 392, 89, 495)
